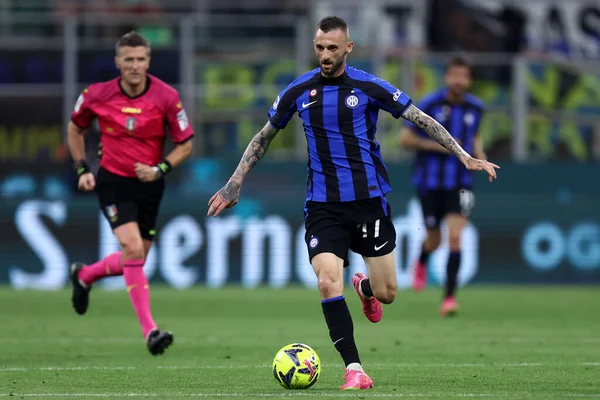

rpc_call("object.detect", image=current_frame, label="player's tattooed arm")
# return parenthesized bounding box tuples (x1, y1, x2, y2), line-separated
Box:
(212, 122, 280, 208)
(402, 104, 469, 162)
(402, 104, 500, 181)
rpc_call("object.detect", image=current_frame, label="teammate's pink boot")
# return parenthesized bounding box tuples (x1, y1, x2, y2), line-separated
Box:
(340, 369, 374, 390)
(412, 261, 427, 291)
(440, 296, 459, 317)
(352, 273, 382, 323)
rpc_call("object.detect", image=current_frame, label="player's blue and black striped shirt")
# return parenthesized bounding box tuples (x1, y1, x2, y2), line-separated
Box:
(404, 88, 484, 190)
(268, 66, 413, 204)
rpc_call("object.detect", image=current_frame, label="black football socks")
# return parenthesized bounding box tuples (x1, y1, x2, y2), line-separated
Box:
(321, 296, 360, 366)
(445, 252, 461, 298)
(360, 278, 374, 298)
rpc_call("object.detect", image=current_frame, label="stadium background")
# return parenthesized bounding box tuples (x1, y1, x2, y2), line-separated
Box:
(1, 0, 600, 290)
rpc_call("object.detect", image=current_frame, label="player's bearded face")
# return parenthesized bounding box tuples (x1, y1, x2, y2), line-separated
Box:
(314, 29, 353, 78)
(116, 46, 151, 87)
(445, 66, 471, 98)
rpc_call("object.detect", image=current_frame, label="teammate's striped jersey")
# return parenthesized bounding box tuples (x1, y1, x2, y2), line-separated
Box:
(268, 66, 413, 204)
(404, 89, 484, 190)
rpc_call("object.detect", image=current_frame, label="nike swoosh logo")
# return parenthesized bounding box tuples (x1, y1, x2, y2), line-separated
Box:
(374, 241, 389, 251)
(126, 284, 138, 292)
(302, 100, 317, 109)
(333, 337, 344, 345)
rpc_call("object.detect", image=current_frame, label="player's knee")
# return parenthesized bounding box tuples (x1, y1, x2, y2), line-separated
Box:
(120, 238, 145, 260)
(317, 270, 343, 299)
(373, 284, 397, 304)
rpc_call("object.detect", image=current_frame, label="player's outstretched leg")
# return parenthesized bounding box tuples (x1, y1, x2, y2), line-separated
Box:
(70, 252, 124, 315)
(322, 295, 373, 390)
(351, 273, 382, 323)
(313, 253, 373, 390)
(440, 214, 466, 317)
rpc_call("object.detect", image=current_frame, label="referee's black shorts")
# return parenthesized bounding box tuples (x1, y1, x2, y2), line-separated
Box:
(96, 167, 165, 240)
(304, 197, 397, 267)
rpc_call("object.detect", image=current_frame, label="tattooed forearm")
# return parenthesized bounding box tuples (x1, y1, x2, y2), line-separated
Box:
(403, 104, 470, 162)
(231, 121, 280, 184)
(217, 122, 279, 203)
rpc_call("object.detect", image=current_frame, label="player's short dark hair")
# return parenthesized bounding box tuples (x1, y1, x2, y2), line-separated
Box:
(316, 16, 349, 34)
(116, 31, 151, 55)
(446, 55, 472, 73)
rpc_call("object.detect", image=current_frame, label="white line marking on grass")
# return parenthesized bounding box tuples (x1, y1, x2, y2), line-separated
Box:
(39, 366, 136, 371)
(1, 361, 597, 373)
(0, 394, 581, 398)
(1, 394, 599, 398)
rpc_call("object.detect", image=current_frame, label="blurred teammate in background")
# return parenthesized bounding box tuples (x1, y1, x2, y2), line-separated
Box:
(67, 31, 194, 355)
(400, 56, 486, 317)
(208, 17, 498, 389)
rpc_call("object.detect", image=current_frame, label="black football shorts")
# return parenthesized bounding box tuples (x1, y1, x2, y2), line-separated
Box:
(418, 188, 476, 229)
(96, 167, 165, 240)
(304, 197, 397, 267)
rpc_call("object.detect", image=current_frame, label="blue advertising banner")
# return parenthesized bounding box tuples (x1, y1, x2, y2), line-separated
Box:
(1, 161, 598, 290)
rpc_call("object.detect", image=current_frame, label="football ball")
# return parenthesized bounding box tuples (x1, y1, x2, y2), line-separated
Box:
(272, 343, 321, 389)
(272, 343, 320, 389)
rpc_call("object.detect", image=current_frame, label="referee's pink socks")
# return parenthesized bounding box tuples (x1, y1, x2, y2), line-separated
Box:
(78, 252, 124, 286)
(123, 259, 157, 339)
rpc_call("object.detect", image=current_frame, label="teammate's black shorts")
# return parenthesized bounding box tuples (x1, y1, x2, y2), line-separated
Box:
(96, 167, 165, 240)
(304, 197, 396, 267)
(418, 188, 476, 229)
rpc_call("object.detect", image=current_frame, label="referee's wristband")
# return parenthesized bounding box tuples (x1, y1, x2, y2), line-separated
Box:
(153, 160, 172, 179)
(74, 160, 90, 178)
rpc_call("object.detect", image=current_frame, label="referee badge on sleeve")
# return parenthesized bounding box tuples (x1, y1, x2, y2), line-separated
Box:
(177, 109, 189, 130)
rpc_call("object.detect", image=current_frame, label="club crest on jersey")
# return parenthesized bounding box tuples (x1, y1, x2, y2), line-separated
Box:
(309, 236, 319, 249)
(105, 204, 118, 223)
(309, 89, 318, 97)
(464, 112, 475, 126)
(126, 117, 136, 132)
(345, 94, 359, 109)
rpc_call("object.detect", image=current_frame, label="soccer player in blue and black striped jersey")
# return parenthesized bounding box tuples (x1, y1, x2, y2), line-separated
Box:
(400, 56, 486, 317)
(208, 17, 498, 390)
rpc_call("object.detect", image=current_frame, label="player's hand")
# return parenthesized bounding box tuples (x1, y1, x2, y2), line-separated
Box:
(207, 180, 241, 217)
(78, 172, 96, 191)
(134, 163, 158, 183)
(463, 156, 500, 182)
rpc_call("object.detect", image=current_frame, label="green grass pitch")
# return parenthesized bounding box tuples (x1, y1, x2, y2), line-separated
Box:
(1, 286, 599, 399)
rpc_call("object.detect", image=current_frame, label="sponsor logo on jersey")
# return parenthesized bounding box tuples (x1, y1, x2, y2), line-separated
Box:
(121, 107, 142, 114)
